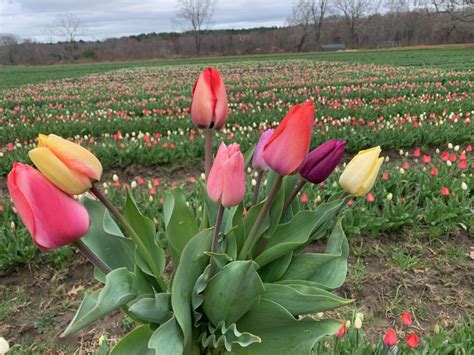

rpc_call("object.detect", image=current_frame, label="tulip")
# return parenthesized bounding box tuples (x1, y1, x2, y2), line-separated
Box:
(300, 139, 346, 184)
(406, 333, 419, 349)
(339, 146, 383, 196)
(207, 142, 245, 208)
(0, 337, 9, 354)
(336, 322, 346, 337)
(252, 129, 274, 171)
(383, 328, 397, 347)
(401, 311, 412, 326)
(29, 134, 102, 195)
(7, 163, 89, 250)
(190, 67, 228, 129)
(263, 100, 315, 175)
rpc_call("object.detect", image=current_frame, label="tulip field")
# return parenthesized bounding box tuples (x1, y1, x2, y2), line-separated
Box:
(0, 45, 473, 353)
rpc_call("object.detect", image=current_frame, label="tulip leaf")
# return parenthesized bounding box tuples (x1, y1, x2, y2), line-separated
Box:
(281, 219, 349, 289)
(110, 325, 154, 355)
(81, 197, 135, 272)
(192, 265, 212, 327)
(204, 251, 233, 269)
(125, 190, 166, 279)
(163, 188, 199, 266)
(199, 321, 261, 352)
(63, 267, 137, 336)
(148, 316, 184, 355)
(261, 283, 353, 316)
(243, 145, 256, 169)
(171, 229, 211, 349)
(129, 293, 173, 325)
(228, 299, 341, 354)
(203, 260, 264, 326)
(258, 252, 293, 282)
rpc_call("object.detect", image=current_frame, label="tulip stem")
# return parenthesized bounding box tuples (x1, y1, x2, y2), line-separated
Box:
(238, 174, 283, 260)
(90, 185, 168, 292)
(204, 129, 213, 181)
(209, 204, 225, 276)
(74, 240, 111, 275)
(251, 171, 264, 205)
(282, 177, 306, 213)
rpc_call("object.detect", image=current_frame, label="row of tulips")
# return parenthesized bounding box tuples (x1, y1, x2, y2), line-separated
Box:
(3, 67, 388, 354)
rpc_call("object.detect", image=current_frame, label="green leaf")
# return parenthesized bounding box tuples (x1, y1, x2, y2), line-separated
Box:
(261, 283, 353, 316)
(204, 251, 233, 269)
(63, 268, 137, 336)
(243, 145, 256, 169)
(192, 265, 212, 327)
(171, 229, 212, 348)
(81, 197, 135, 272)
(281, 220, 349, 289)
(258, 252, 293, 282)
(229, 299, 341, 354)
(129, 293, 173, 325)
(148, 316, 184, 355)
(163, 189, 199, 266)
(125, 190, 166, 278)
(203, 260, 264, 326)
(200, 321, 261, 352)
(110, 326, 154, 355)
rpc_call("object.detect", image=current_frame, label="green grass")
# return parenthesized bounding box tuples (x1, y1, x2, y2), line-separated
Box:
(0, 45, 472, 90)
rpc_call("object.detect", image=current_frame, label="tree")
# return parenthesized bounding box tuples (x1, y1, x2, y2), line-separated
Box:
(176, 0, 216, 56)
(0, 34, 21, 65)
(431, 0, 474, 41)
(289, 0, 329, 51)
(54, 13, 85, 43)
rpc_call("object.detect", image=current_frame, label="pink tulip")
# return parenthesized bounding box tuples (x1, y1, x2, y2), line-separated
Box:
(252, 129, 274, 171)
(190, 67, 228, 129)
(263, 100, 315, 175)
(7, 163, 89, 250)
(207, 142, 245, 208)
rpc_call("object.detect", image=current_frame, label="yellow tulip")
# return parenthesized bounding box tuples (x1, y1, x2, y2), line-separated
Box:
(339, 146, 383, 196)
(29, 134, 102, 195)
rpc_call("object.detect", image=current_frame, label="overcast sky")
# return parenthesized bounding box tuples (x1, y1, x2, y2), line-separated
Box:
(0, 0, 294, 42)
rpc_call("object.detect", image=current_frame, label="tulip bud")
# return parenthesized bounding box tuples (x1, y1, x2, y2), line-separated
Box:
(0, 337, 9, 354)
(299, 139, 346, 184)
(461, 182, 468, 191)
(263, 100, 315, 175)
(354, 317, 363, 329)
(383, 328, 397, 347)
(7, 163, 90, 250)
(207, 142, 245, 208)
(339, 146, 383, 196)
(29, 134, 102, 195)
(406, 333, 419, 349)
(190, 67, 228, 129)
(401, 311, 412, 326)
(252, 129, 274, 171)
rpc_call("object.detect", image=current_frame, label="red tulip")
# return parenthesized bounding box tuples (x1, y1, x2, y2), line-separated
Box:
(190, 67, 228, 129)
(336, 322, 346, 337)
(7, 163, 89, 250)
(413, 148, 421, 157)
(263, 100, 315, 175)
(430, 167, 438, 176)
(402, 162, 410, 170)
(382, 172, 389, 181)
(422, 155, 432, 164)
(207, 142, 245, 208)
(383, 328, 397, 347)
(441, 187, 449, 196)
(466, 144, 472, 152)
(458, 160, 467, 170)
(366, 192, 375, 203)
(401, 311, 412, 326)
(406, 333, 419, 349)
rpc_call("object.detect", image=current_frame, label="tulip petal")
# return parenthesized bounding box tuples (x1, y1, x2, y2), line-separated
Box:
(207, 143, 228, 204)
(210, 68, 228, 129)
(191, 69, 215, 128)
(355, 157, 384, 196)
(221, 150, 245, 208)
(29, 147, 92, 195)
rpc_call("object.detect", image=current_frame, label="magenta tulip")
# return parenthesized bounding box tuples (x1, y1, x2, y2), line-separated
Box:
(7, 163, 90, 250)
(190, 67, 228, 129)
(207, 142, 245, 208)
(252, 129, 274, 171)
(263, 100, 315, 175)
(300, 139, 346, 184)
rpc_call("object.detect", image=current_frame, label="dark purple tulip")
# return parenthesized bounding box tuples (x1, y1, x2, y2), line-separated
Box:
(299, 139, 346, 184)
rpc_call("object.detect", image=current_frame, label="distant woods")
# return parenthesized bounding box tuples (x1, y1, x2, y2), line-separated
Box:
(0, 0, 472, 66)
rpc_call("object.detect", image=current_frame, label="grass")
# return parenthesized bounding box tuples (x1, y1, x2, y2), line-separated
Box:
(0, 44, 472, 90)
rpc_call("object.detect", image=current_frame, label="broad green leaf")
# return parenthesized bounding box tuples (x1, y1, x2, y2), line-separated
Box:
(204, 251, 233, 269)
(163, 189, 199, 266)
(125, 190, 166, 278)
(259, 177, 286, 243)
(203, 260, 264, 326)
(229, 299, 341, 354)
(262, 283, 353, 316)
(63, 268, 137, 336)
(243, 145, 256, 169)
(192, 265, 211, 327)
(148, 317, 184, 355)
(171, 229, 212, 348)
(81, 197, 135, 272)
(281, 220, 349, 289)
(129, 293, 172, 325)
(258, 252, 293, 282)
(200, 321, 261, 352)
(276, 279, 331, 291)
(110, 326, 154, 355)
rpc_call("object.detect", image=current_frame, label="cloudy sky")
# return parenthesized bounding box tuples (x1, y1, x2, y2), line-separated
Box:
(0, 0, 293, 42)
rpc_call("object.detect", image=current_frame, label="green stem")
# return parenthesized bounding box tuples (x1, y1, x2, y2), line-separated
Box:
(238, 175, 283, 260)
(204, 129, 213, 181)
(90, 185, 167, 291)
(282, 177, 306, 213)
(209, 205, 225, 276)
(251, 170, 264, 205)
(74, 239, 111, 274)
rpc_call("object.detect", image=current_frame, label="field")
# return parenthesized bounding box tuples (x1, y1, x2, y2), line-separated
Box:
(0, 45, 473, 353)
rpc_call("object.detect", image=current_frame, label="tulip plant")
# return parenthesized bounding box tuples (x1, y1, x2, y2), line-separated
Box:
(7, 67, 384, 354)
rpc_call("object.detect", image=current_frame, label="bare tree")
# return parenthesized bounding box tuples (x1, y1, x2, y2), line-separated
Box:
(176, 0, 216, 56)
(54, 13, 85, 43)
(311, 0, 329, 47)
(289, 0, 313, 51)
(431, 0, 474, 40)
(0, 34, 21, 65)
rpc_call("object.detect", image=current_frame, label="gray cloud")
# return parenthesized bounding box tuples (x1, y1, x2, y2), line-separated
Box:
(0, 0, 292, 41)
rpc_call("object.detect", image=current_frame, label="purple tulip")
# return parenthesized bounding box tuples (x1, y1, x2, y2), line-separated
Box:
(252, 129, 274, 171)
(299, 139, 346, 184)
